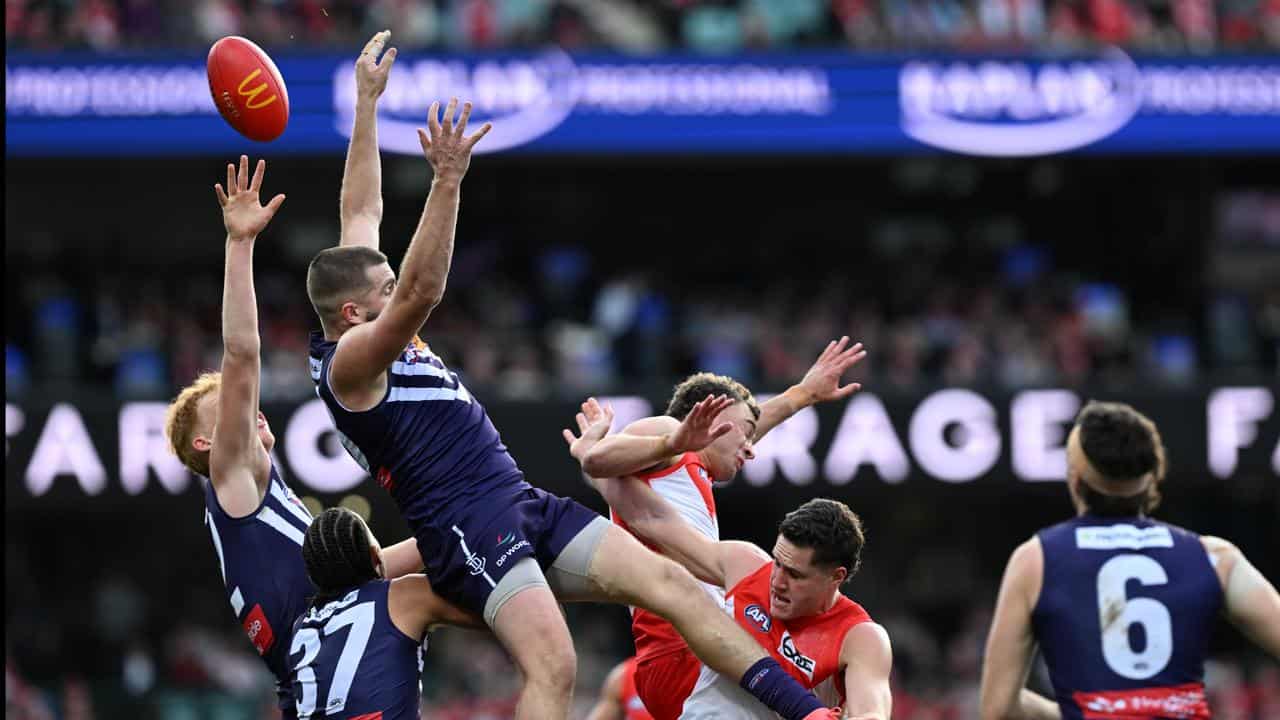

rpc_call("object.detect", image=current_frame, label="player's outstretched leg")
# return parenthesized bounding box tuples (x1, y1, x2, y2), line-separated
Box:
(490, 578, 577, 719)
(553, 523, 832, 720)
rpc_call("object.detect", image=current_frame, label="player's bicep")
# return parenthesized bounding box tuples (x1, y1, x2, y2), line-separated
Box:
(979, 539, 1042, 720)
(328, 305, 423, 399)
(719, 541, 772, 589)
(1220, 545, 1280, 658)
(339, 214, 380, 250)
(840, 623, 892, 720)
(619, 415, 681, 438)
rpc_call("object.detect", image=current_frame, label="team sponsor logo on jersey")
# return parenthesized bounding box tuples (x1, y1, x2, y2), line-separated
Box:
(777, 631, 815, 680)
(1073, 683, 1210, 719)
(242, 603, 275, 655)
(497, 532, 516, 547)
(496, 540, 531, 568)
(744, 604, 772, 633)
(375, 466, 395, 493)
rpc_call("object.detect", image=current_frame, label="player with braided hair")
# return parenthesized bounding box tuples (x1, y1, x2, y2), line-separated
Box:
(289, 508, 481, 719)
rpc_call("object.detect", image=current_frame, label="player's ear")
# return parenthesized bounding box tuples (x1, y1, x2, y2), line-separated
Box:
(831, 565, 848, 586)
(193, 435, 212, 453)
(341, 301, 361, 325)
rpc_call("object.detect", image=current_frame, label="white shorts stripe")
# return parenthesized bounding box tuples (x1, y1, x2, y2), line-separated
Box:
(451, 525, 497, 588)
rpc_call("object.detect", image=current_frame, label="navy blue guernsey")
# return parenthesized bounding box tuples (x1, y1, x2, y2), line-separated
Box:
(203, 465, 315, 713)
(1033, 515, 1222, 720)
(308, 333, 533, 558)
(289, 580, 425, 720)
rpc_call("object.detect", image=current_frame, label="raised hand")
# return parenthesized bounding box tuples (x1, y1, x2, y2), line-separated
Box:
(355, 30, 397, 102)
(417, 98, 492, 184)
(214, 155, 286, 241)
(669, 394, 736, 454)
(795, 336, 867, 405)
(562, 397, 615, 463)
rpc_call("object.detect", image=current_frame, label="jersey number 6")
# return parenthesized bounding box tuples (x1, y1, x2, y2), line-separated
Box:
(1095, 554, 1173, 680)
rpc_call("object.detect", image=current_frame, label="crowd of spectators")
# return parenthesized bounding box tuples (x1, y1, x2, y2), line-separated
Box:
(7, 0, 1280, 54)
(6, 234, 1278, 403)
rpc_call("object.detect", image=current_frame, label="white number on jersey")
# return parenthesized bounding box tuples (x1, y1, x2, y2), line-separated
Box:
(290, 602, 376, 718)
(1095, 554, 1173, 679)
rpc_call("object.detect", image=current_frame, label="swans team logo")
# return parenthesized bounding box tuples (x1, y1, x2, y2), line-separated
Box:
(899, 49, 1142, 157)
(334, 49, 579, 155)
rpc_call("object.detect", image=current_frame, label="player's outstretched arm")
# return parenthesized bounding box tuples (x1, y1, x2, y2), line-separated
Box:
(209, 156, 286, 516)
(979, 538, 1059, 720)
(839, 623, 892, 720)
(329, 99, 491, 395)
(339, 30, 396, 250)
(581, 394, 737, 478)
(755, 337, 866, 442)
(1204, 536, 1280, 659)
(388, 574, 486, 638)
(380, 538, 425, 579)
(584, 660, 627, 720)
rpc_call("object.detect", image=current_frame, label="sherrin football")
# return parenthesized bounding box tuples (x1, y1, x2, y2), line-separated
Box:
(207, 36, 290, 142)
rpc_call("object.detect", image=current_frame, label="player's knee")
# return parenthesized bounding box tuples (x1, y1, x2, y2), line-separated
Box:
(527, 641, 577, 696)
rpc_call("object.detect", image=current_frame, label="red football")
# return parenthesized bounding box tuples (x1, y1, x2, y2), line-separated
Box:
(207, 36, 290, 142)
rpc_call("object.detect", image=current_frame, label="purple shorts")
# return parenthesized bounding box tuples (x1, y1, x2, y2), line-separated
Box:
(420, 487, 600, 615)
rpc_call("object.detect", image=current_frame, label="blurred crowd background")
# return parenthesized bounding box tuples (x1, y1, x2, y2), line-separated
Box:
(6, 2, 1280, 719)
(7, 0, 1280, 53)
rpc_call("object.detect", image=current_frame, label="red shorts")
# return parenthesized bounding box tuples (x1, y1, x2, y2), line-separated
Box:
(634, 648, 701, 720)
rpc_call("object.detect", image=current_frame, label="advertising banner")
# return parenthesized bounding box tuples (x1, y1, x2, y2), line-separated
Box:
(6, 385, 1277, 507)
(7, 50, 1280, 157)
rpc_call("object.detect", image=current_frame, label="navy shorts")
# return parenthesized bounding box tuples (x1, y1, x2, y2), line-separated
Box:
(420, 487, 600, 615)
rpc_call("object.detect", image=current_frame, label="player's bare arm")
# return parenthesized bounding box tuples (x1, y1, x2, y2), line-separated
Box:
(564, 399, 767, 587)
(581, 394, 738, 478)
(208, 155, 286, 517)
(328, 99, 491, 408)
(379, 539, 426, 579)
(979, 537, 1060, 720)
(584, 661, 627, 720)
(388, 574, 486, 636)
(755, 337, 867, 441)
(838, 622, 893, 720)
(1203, 535, 1280, 659)
(340, 30, 396, 250)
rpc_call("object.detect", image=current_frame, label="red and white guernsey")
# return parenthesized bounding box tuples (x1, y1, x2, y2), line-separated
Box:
(680, 562, 873, 719)
(611, 452, 726, 665)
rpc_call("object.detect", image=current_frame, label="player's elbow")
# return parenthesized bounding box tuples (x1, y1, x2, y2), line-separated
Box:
(222, 335, 261, 360)
(402, 280, 445, 310)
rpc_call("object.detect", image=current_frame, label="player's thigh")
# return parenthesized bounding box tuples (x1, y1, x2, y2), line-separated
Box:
(552, 522, 692, 608)
(489, 570, 577, 679)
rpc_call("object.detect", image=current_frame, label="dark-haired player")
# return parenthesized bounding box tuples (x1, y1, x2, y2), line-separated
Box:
(979, 401, 1280, 720)
(305, 86, 841, 718)
(289, 508, 481, 719)
(571, 338, 865, 720)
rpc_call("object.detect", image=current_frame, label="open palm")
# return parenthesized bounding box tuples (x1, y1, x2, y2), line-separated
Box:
(215, 155, 286, 240)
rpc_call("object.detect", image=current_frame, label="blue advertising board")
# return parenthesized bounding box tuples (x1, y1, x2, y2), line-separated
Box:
(6, 49, 1280, 157)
